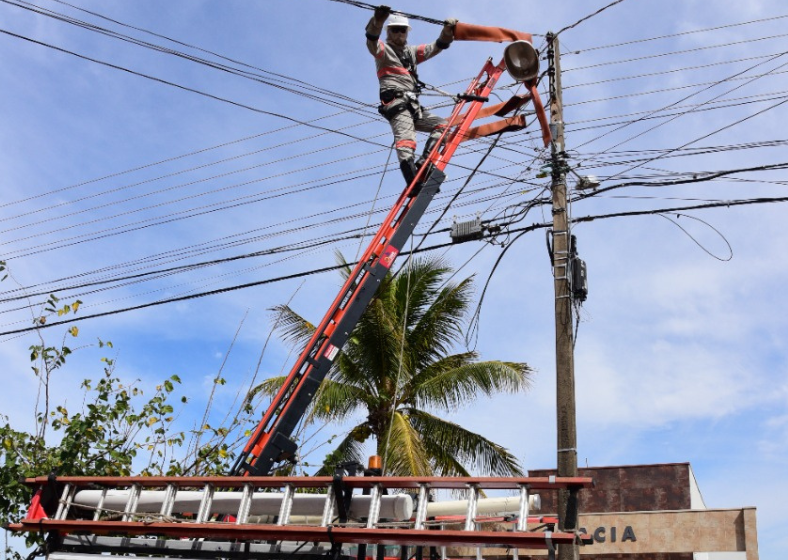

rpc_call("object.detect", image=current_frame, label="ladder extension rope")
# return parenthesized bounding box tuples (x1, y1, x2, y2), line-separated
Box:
(58, 498, 180, 524)
(354, 145, 394, 263)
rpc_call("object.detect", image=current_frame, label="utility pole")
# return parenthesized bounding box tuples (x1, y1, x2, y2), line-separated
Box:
(547, 33, 579, 560)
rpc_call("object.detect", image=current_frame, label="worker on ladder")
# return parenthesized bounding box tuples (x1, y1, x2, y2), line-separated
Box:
(365, 6, 457, 185)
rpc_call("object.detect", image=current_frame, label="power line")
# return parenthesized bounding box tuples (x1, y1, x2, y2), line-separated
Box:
(555, 0, 630, 37)
(572, 50, 788, 153)
(564, 51, 787, 90)
(574, 139, 788, 168)
(566, 93, 788, 132)
(568, 13, 788, 54)
(0, 22, 525, 255)
(565, 32, 788, 73)
(7, 193, 788, 338)
(1, 116, 384, 222)
(571, 196, 788, 225)
(0, 27, 383, 148)
(0, 130, 287, 210)
(565, 68, 788, 107)
(600, 97, 788, 183)
(326, 0, 444, 26)
(2, 152, 530, 260)
(0, 177, 537, 307)
(0, 262, 351, 337)
(1, 168, 385, 260)
(1, 148, 389, 244)
(574, 162, 788, 200)
(1, 0, 370, 112)
(4, 0, 788, 339)
(46, 0, 366, 108)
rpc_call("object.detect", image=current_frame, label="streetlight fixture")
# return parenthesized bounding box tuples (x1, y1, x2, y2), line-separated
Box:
(503, 40, 539, 82)
(568, 167, 600, 190)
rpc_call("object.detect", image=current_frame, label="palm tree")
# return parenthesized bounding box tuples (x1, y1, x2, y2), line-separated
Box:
(255, 256, 533, 477)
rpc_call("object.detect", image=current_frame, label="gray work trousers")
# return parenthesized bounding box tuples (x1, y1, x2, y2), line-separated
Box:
(389, 104, 447, 162)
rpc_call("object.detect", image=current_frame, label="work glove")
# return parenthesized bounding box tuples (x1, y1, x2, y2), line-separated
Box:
(374, 5, 391, 22)
(438, 18, 458, 46)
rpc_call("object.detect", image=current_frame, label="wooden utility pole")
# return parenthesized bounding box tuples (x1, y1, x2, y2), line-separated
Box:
(547, 33, 579, 560)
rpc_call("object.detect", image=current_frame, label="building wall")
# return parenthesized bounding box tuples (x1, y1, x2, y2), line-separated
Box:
(520, 463, 758, 560)
(688, 465, 707, 510)
(529, 463, 692, 513)
(507, 509, 757, 559)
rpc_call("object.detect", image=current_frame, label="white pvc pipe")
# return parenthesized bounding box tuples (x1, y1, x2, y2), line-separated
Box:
(73, 490, 413, 521)
(73, 490, 539, 523)
(426, 494, 541, 517)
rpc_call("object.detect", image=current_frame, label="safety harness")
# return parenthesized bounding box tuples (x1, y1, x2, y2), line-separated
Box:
(378, 45, 426, 121)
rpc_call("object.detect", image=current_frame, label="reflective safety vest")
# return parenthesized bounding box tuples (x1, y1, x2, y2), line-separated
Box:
(365, 17, 445, 100)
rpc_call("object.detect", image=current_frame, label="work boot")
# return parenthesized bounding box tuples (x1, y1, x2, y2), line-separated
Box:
(416, 136, 440, 169)
(399, 158, 423, 197)
(400, 158, 417, 185)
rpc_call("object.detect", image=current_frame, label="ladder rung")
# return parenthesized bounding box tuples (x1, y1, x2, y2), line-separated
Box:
(55, 484, 75, 521)
(464, 484, 479, 531)
(516, 484, 530, 531)
(122, 484, 142, 522)
(276, 484, 294, 526)
(320, 485, 336, 527)
(195, 484, 215, 523)
(236, 483, 253, 525)
(160, 484, 177, 518)
(365, 484, 382, 529)
(413, 484, 429, 530)
(91, 488, 107, 521)
(512, 484, 531, 560)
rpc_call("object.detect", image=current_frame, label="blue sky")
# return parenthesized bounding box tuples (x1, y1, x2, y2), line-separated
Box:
(1, 0, 787, 558)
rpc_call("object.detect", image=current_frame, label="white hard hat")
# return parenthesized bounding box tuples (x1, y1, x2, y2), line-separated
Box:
(386, 14, 410, 29)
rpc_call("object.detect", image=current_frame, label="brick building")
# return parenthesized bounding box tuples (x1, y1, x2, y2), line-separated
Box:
(523, 463, 758, 559)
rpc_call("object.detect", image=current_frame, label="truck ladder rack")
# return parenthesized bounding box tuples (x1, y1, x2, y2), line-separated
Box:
(9, 475, 593, 559)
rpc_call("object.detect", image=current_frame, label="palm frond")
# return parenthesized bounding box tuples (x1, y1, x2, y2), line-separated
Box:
(246, 375, 286, 403)
(268, 304, 316, 350)
(331, 349, 378, 394)
(420, 443, 472, 478)
(408, 351, 477, 389)
(413, 360, 533, 411)
(349, 296, 407, 387)
(313, 428, 369, 476)
(393, 257, 450, 327)
(333, 251, 355, 281)
(380, 411, 432, 476)
(308, 378, 368, 423)
(409, 276, 475, 364)
(408, 409, 524, 476)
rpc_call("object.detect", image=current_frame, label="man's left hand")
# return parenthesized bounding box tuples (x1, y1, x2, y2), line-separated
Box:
(438, 18, 458, 46)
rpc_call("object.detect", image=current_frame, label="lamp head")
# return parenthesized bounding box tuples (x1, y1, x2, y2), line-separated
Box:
(503, 40, 539, 82)
(577, 175, 600, 190)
